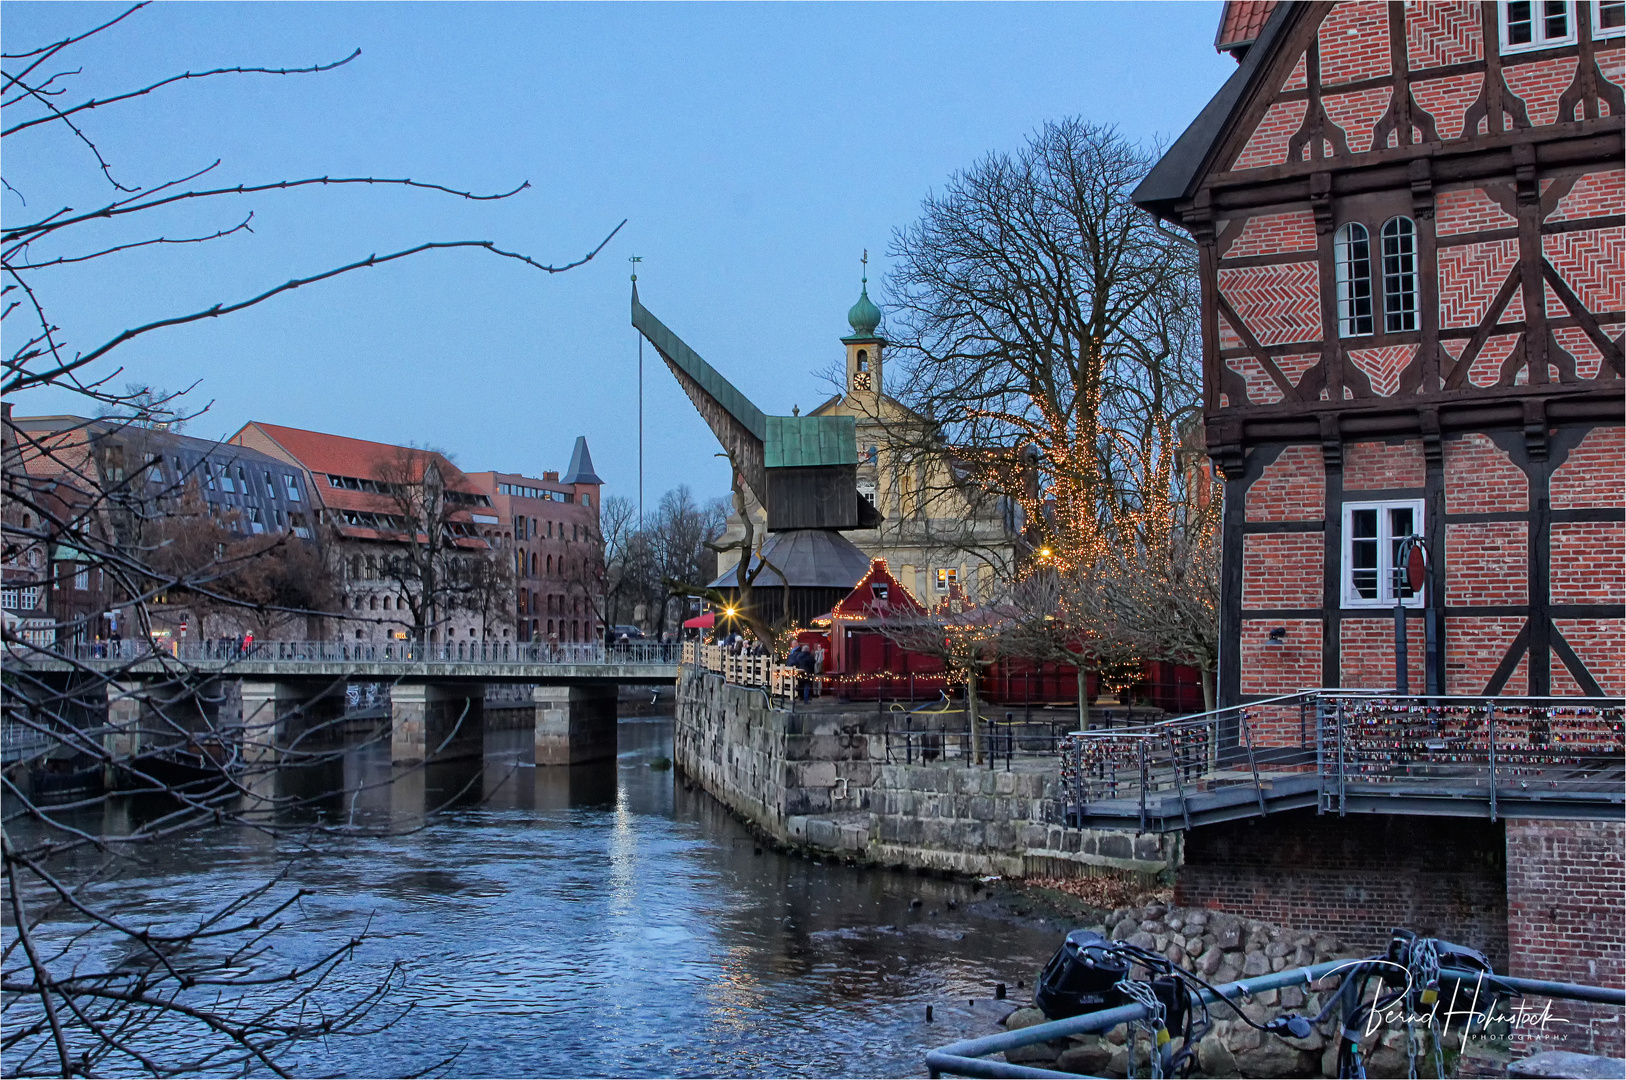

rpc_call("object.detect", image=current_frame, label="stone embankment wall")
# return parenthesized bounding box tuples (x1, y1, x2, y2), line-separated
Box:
(672, 668, 1176, 878)
(999, 900, 1444, 1080)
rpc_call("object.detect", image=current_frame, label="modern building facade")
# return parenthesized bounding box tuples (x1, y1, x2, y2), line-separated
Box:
(7, 413, 320, 644)
(231, 422, 503, 644)
(1134, 0, 1623, 709)
(464, 436, 605, 643)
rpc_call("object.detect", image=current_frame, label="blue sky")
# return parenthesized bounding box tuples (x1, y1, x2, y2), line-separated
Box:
(3, 2, 1235, 509)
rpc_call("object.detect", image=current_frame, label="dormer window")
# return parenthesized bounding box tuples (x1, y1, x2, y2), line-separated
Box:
(1500, 0, 1576, 53)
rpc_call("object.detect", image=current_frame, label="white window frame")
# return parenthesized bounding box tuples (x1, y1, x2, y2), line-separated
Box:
(1594, 0, 1626, 36)
(1499, 0, 1578, 53)
(1333, 223, 1374, 338)
(934, 567, 958, 594)
(284, 474, 302, 501)
(1381, 216, 1419, 333)
(1342, 499, 1426, 609)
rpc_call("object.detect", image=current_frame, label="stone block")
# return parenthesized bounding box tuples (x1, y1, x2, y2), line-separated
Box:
(969, 796, 995, 821)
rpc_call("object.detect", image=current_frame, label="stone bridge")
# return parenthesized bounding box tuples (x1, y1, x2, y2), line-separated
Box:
(9, 641, 680, 766)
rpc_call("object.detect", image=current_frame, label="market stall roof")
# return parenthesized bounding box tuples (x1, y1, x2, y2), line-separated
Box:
(682, 612, 716, 629)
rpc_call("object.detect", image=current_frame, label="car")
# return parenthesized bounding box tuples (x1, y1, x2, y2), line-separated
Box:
(609, 625, 645, 642)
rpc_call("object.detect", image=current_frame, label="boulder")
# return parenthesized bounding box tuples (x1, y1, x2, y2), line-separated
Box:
(1103, 1022, 1128, 1046)
(1196, 1034, 1240, 1079)
(1140, 919, 1162, 934)
(1198, 946, 1225, 975)
(1055, 1043, 1114, 1076)
(1184, 910, 1209, 929)
(1111, 917, 1138, 941)
(1165, 915, 1184, 932)
(1128, 931, 1158, 951)
(1265, 941, 1291, 959)
(1293, 944, 1315, 967)
(1185, 935, 1205, 955)
(1142, 902, 1167, 920)
(1154, 934, 1171, 952)
(1245, 926, 1271, 951)
(1165, 943, 1186, 967)
(1279, 984, 1306, 1009)
(1242, 951, 1271, 977)
(1005, 1039, 1061, 1065)
(1508, 1051, 1626, 1079)
(1214, 961, 1240, 985)
(1210, 913, 1242, 950)
(1234, 1041, 1316, 1078)
(1003, 1007, 1048, 1030)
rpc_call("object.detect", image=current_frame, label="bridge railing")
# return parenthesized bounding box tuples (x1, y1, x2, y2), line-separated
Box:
(24, 639, 683, 667)
(1062, 690, 1625, 828)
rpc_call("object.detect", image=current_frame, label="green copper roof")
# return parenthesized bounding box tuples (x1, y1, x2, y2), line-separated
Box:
(763, 414, 857, 468)
(844, 281, 883, 340)
(633, 284, 859, 471)
(632, 290, 767, 440)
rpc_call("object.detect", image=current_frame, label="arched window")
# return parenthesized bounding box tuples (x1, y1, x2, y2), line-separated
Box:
(1334, 222, 1374, 337)
(531, 552, 539, 576)
(1381, 217, 1418, 332)
(383, 596, 392, 611)
(547, 554, 553, 575)
(369, 596, 378, 611)
(856, 348, 869, 372)
(547, 619, 554, 635)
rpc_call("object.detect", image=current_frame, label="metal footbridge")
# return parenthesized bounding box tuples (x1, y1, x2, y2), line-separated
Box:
(1061, 690, 1625, 830)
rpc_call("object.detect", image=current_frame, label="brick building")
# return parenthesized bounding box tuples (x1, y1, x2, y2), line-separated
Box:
(464, 436, 605, 644)
(1135, 1, 1623, 1054)
(1134, 0, 1623, 707)
(231, 422, 503, 644)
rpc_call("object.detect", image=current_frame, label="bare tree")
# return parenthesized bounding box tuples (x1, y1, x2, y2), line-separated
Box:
(884, 117, 1201, 568)
(2, 7, 617, 1073)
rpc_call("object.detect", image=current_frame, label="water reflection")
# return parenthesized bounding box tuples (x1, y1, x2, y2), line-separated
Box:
(25, 719, 1063, 1078)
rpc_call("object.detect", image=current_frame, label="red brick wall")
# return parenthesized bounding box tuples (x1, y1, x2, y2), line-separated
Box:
(1243, 534, 1324, 608)
(1504, 819, 1625, 1056)
(1445, 433, 1528, 512)
(1222, 210, 1317, 259)
(1405, 1, 1483, 69)
(1343, 440, 1426, 489)
(1554, 617, 1626, 695)
(1248, 446, 1325, 522)
(1503, 56, 1581, 128)
(1446, 615, 1527, 695)
(1178, 811, 1508, 966)
(1436, 186, 1520, 236)
(1411, 72, 1486, 140)
(1217, 263, 1322, 345)
(1341, 616, 1425, 690)
(1438, 239, 1521, 328)
(1323, 86, 1393, 152)
(1233, 100, 1308, 170)
(1551, 425, 1625, 510)
(1319, 1, 1391, 86)
(1241, 618, 1322, 696)
(1551, 522, 1625, 605)
(1543, 227, 1626, 314)
(1546, 169, 1625, 223)
(1446, 522, 1529, 605)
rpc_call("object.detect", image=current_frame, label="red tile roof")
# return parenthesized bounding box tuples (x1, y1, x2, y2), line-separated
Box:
(235, 422, 483, 495)
(1215, 0, 1277, 53)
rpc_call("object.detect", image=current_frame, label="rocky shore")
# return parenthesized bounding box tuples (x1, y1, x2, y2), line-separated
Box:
(986, 897, 1504, 1079)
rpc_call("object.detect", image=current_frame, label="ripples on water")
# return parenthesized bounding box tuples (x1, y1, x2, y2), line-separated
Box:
(16, 719, 1065, 1078)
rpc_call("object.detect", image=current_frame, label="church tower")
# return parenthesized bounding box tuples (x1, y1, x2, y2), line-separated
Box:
(842, 257, 885, 417)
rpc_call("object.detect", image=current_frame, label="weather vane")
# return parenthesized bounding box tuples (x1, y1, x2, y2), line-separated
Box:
(629, 254, 642, 281)
(861, 249, 868, 284)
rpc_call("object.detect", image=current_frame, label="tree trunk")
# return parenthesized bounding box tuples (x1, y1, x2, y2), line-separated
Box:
(1200, 664, 1215, 714)
(1076, 664, 1090, 731)
(967, 666, 983, 765)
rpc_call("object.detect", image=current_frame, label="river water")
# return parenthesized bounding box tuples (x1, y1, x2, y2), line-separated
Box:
(30, 719, 1067, 1078)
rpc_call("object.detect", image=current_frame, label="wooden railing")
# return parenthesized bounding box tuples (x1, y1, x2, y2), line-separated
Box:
(682, 641, 801, 700)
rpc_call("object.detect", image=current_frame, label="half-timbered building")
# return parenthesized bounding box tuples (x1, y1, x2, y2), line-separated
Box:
(1135, 0, 1624, 709)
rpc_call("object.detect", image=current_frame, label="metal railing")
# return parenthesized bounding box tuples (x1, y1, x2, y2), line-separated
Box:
(1062, 690, 1625, 828)
(885, 709, 1081, 769)
(15, 639, 683, 667)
